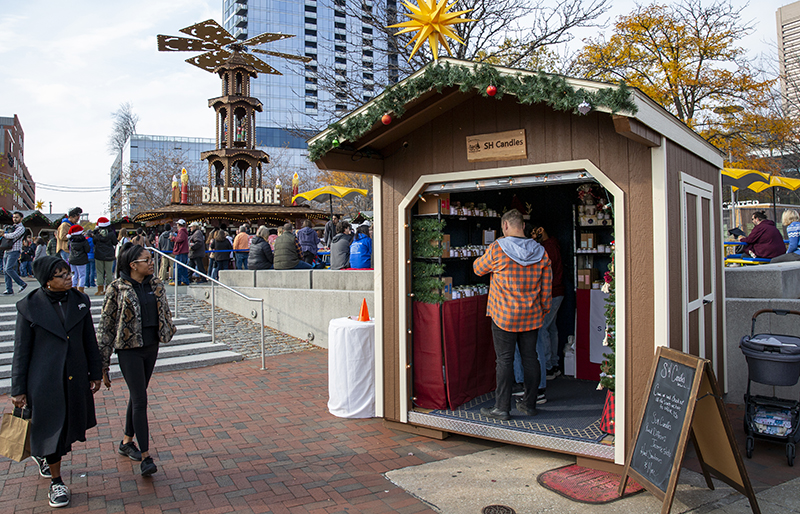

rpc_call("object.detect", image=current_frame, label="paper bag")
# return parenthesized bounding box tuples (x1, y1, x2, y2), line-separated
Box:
(0, 407, 31, 462)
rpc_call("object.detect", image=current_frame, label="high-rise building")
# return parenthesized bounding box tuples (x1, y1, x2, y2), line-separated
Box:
(110, 134, 215, 219)
(0, 115, 35, 211)
(222, 0, 397, 167)
(777, 2, 800, 114)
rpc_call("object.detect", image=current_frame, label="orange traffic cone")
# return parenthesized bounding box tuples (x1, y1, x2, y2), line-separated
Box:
(358, 298, 370, 321)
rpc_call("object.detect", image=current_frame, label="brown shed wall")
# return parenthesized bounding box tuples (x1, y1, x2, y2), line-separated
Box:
(378, 95, 658, 444)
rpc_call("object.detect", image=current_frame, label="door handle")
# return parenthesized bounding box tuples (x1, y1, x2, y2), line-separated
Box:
(702, 299, 711, 305)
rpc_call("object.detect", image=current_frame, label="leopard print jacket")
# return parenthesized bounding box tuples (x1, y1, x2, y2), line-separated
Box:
(97, 276, 177, 369)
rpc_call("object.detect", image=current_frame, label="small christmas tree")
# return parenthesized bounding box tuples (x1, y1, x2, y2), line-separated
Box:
(599, 249, 616, 391)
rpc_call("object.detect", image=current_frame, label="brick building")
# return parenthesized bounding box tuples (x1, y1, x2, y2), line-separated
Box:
(0, 115, 35, 211)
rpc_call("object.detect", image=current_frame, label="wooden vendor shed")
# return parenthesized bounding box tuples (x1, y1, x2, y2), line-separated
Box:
(310, 59, 725, 466)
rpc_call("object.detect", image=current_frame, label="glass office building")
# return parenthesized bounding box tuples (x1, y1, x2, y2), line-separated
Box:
(109, 134, 216, 219)
(222, 0, 397, 163)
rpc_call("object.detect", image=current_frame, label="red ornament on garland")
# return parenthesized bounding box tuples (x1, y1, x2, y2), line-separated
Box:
(381, 114, 392, 125)
(486, 85, 497, 97)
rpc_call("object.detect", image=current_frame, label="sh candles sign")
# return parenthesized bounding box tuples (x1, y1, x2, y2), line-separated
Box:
(466, 129, 527, 163)
(201, 186, 281, 205)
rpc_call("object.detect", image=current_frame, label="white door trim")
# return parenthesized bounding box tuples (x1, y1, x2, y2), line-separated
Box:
(679, 173, 717, 371)
(397, 160, 627, 463)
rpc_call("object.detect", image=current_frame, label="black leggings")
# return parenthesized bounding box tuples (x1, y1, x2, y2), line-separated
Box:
(117, 344, 159, 452)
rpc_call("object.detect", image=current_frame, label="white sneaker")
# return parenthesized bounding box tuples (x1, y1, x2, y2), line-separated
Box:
(49, 482, 70, 508)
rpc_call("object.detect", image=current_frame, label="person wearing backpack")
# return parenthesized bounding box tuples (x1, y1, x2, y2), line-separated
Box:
(3, 211, 28, 295)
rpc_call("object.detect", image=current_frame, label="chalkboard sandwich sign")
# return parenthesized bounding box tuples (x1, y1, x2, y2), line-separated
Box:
(618, 347, 760, 514)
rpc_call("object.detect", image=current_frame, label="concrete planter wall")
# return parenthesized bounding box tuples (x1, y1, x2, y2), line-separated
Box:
(190, 270, 374, 348)
(724, 263, 800, 404)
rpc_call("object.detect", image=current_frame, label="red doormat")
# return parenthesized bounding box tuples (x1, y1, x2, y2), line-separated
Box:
(537, 464, 645, 504)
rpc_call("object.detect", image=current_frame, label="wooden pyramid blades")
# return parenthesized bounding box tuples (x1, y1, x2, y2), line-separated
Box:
(157, 19, 309, 75)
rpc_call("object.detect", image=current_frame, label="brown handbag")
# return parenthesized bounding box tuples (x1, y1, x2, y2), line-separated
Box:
(0, 407, 32, 462)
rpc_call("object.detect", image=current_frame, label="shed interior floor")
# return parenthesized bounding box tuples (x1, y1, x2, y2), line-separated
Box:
(412, 376, 613, 448)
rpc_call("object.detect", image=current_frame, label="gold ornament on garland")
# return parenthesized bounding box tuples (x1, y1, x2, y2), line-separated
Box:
(387, 0, 476, 61)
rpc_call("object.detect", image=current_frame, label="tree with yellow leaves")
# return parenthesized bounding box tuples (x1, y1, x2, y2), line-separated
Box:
(573, 0, 772, 128)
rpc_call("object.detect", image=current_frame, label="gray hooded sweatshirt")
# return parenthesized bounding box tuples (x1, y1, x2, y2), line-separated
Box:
(496, 236, 546, 266)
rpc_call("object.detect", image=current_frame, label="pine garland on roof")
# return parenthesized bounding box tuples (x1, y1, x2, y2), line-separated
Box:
(308, 61, 638, 161)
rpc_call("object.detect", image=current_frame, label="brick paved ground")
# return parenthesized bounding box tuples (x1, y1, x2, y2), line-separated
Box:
(172, 293, 316, 360)
(0, 351, 499, 514)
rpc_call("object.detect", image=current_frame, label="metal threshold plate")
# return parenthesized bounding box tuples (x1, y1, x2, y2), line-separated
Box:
(408, 411, 615, 459)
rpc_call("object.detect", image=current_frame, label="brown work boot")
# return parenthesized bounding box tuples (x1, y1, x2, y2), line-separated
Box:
(94, 285, 104, 296)
(78, 287, 85, 293)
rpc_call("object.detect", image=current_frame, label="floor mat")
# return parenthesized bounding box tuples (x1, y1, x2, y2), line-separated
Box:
(537, 464, 646, 504)
(426, 377, 606, 443)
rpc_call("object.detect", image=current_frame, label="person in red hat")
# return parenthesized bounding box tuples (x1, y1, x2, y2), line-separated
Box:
(67, 225, 91, 292)
(93, 217, 117, 296)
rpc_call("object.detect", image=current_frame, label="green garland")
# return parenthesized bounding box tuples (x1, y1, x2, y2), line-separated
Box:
(599, 249, 616, 391)
(411, 218, 447, 304)
(309, 61, 638, 161)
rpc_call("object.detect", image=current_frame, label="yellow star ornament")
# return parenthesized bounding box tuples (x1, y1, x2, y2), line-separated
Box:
(387, 0, 476, 61)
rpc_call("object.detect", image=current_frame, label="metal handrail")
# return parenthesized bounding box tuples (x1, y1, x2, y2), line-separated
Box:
(146, 247, 267, 370)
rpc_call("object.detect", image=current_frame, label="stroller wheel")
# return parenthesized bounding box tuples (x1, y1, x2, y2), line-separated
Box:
(788, 443, 796, 467)
(746, 437, 754, 459)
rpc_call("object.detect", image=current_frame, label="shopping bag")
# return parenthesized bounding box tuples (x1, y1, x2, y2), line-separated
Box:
(0, 407, 31, 462)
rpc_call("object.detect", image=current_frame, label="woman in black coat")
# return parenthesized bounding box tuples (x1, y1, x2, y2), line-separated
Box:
(209, 229, 232, 280)
(11, 256, 103, 509)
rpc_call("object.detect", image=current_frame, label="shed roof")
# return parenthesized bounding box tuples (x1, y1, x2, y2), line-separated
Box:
(308, 58, 723, 169)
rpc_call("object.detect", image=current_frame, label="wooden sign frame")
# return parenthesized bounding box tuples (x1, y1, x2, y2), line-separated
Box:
(618, 347, 760, 514)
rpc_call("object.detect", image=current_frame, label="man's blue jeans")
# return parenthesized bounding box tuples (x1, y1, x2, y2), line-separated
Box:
(235, 252, 248, 270)
(4, 251, 25, 292)
(175, 253, 189, 284)
(514, 295, 564, 389)
(85, 259, 96, 286)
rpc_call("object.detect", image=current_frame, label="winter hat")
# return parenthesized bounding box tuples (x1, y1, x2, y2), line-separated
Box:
(33, 255, 69, 287)
(97, 217, 111, 227)
(67, 225, 84, 238)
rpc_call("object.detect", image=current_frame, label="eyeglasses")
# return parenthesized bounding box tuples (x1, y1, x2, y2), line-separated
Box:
(53, 272, 73, 279)
(132, 257, 154, 264)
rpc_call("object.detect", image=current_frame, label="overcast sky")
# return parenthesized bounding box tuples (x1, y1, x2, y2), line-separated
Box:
(0, 0, 791, 220)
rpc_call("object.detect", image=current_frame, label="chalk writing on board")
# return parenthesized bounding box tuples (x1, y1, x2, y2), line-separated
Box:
(630, 357, 696, 492)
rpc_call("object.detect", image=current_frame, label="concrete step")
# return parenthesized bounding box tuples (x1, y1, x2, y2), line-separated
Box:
(0, 341, 231, 378)
(0, 324, 208, 355)
(0, 350, 243, 394)
(0, 306, 102, 322)
(0, 317, 195, 342)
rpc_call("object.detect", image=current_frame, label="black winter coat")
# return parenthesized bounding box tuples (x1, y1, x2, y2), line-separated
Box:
(247, 236, 274, 270)
(11, 288, 102, 457)
(210, 237, 232, 262)
(93, 228, 117, 261)
(68, 234, 91, 265)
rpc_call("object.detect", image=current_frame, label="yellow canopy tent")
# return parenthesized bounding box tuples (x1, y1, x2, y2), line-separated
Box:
(733, 175, 800, 222)
(292, 185, 369, 218)
(721, 168, 770, 189)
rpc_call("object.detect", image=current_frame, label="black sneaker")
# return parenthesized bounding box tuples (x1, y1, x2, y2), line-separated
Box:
(118, 441, 143, 461)
(19, 282, 27, 293)
(511, 382, 524, 396)
(31, 455, 51, 478)
(140, 456, 157, 477)
(537, 389, 547, 405)
(515, 400, 538, 416)
(546, 368, 562, 380)
(48, 482, 70, 508)
(480, 407, 511, 421)
(2, 290, 12, 295)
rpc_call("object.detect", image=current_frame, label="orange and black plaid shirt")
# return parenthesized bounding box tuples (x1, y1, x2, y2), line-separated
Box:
(473, 240, 553, 332)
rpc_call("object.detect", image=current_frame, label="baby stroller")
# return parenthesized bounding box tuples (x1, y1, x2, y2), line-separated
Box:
(739, 309, 800, 466)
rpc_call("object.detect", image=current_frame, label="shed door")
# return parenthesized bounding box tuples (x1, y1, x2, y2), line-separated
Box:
(680, 175, 717, 371)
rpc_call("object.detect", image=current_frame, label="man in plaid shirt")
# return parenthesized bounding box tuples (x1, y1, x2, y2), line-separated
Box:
(474, 209, 552, 419)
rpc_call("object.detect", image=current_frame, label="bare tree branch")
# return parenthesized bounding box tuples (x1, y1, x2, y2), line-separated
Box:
(107, 102, 139, 155)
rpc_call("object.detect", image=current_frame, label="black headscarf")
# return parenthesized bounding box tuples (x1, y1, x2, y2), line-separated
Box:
(33, 256, 69, 287)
